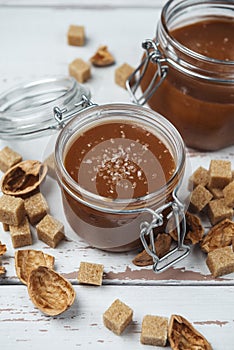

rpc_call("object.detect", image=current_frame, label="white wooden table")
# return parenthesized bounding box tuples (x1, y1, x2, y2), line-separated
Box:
(0, 1, 233, 349)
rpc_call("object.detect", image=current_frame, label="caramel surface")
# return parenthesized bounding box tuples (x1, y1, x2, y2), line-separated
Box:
(64, 122, 175, 199)
(173, 19, 234, 61)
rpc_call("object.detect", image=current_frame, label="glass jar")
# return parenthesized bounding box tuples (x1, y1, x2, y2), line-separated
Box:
(55, 103, 190, 272)
(127, 0, 234, 151)
(0, 76, 90, 139)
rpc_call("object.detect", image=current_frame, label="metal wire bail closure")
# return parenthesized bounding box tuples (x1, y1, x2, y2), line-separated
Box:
(53, 95, 97, 129)
(126, 39, 168, 105)
(140, 189, 190, 273)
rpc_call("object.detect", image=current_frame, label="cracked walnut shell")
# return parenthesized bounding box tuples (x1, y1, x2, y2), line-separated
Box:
(15, 250, 55, 285)
(27, 266, 75, 316)
(90, 45, 115, 66)
(1, 160, 47, 197)
(201, 219, 234, 253)
(168, 314, 212, 350)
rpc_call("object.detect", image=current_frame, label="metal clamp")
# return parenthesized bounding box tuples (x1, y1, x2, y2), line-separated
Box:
(53, 95, 97, 128)
(140, 190, 190, 273)
(126, 39, 168, 105)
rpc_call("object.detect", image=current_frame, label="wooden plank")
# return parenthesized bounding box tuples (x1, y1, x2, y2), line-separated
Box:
(0, 1, 166, 9)
(0, 6, 234, 286)
(0, 285, 233, 349)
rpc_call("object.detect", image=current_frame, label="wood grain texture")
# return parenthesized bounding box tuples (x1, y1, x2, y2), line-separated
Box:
(0, 0, 166, 8)
(0, 285, 234, 349)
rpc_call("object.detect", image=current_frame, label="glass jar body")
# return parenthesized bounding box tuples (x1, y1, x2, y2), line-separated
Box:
(55, 103, 185, 252)
(140, 0, 234, 151)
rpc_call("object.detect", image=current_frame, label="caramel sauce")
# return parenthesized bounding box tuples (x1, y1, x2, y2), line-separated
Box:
(141, 19, 234, 150)
(64, 122, 175, 199)
(173, 19, 234, 61)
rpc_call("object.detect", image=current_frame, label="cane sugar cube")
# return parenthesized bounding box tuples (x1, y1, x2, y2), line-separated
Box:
(9, 217, 32, 248)
(78, 261, 104, 286)
(207, 186, 224, 199)
(0, 146, 22, 173)
(115, 63, 135, 89)
(67, 25, 85, 46)
(24, 193, 48, 225)
(69, 58, 91, 83)
(223, 180, 234, 208)
(103, 299, 133, 335)
(190, 185, 213, 212)
(140, 315, 168, 346)
(208, 160, 232, 189)
(208, 198, 233, 225)
(0, 195, 25, 226)
(36, 214, 64, 248)
(189, 166, 209, 189)
(206, 246, 234, 277)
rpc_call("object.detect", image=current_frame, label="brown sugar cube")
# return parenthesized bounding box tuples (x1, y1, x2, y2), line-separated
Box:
(67, 25, 85, 46)
(223, 180, 234, 208)
(36, 214, 64, 248)
(9, 217, 32, 248)
(208, 198, 233, 225)
(69, 58, 91, 83)
(115, 63, 135, 89)
(206, 246, 234, 277)
(0, 146, 22, 173)
(208, 160, 232, 189)
(24, 192, 48, 225)
(103, 299, 133, 335)
(78, 261, 104, 286)
(2, 223, 9, 231)
(189, 166, 209, 189)
(140, 315, 168, 346)
(0, 195, 25, 226)
(44, 153, 56, 179)
(190, 185, 213, 212)
(207, 186, 224, 199)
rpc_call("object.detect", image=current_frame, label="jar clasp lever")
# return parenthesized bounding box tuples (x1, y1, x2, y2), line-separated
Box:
(126, 39, 168, 106)
(140, 190, 190, 273)
(53, 95, 97, 129)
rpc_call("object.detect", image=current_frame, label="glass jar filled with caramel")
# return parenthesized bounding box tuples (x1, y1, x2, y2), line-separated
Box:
(55, 103, 190, 272)
(127, 0, 234, 151)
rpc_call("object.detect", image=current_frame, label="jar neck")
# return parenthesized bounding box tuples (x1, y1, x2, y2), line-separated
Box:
(157, 0, 234, 82)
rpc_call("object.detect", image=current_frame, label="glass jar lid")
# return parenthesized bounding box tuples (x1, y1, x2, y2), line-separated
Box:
(0, 76, 91, 139)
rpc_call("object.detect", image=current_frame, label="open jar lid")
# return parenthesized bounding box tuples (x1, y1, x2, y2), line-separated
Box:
(0, 76, 91, 139)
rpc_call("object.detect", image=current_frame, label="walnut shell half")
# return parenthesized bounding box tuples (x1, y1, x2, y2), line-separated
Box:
(28, 266, 75, 316)
(15, 250, 55, 285)
(1, 160, 47, 197)
(168, 314, 212, 350)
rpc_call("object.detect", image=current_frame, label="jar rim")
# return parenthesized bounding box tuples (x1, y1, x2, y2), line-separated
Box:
(55, 103, 186, 213)
(0, 76, 90, 139)
(158, 0, 234, 81)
